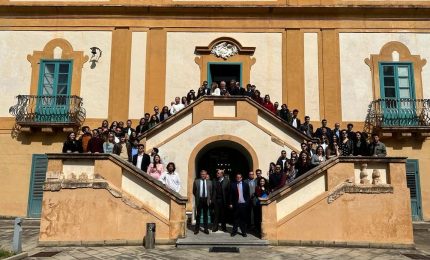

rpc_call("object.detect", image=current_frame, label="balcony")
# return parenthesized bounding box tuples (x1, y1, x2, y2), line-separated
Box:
(9, 95, 86, 132)
(365, 98, 430, 138)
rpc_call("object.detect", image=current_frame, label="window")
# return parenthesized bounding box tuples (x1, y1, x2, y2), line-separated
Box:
(379, 63, 417, 126)
(36, 60, 73, 122)
(380, 63, 415, 101)
(38, 60, 72, 97)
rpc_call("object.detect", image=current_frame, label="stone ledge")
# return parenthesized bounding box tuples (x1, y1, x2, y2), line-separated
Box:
(38, 239, 175, 247)
(276, 240, 414, 249)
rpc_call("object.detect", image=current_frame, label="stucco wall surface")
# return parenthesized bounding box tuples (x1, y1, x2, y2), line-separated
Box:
(339, 32, 430, 122)
(304, 32, 320, 121)
(165, 32, 282, 105)
(39, 188, 170, 242)
(276, 189, 413, 244)
(0, 31, 112, 118)
(154, 120, 290, 196)
(0, 132, 67, 217)
(129, 32, 147, 119)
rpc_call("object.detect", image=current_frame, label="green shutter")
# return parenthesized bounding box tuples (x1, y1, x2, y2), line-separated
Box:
(406, 159, 422, 221)
(27, 154, 48, 218)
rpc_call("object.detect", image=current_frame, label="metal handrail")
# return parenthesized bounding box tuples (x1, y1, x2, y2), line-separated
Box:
(364, 98, 430, 134)
(9, 95, 86, 125)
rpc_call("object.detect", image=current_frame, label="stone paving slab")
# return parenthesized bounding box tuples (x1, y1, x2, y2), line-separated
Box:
(22, 245, 423, 260)
(1, 220, 430, 260)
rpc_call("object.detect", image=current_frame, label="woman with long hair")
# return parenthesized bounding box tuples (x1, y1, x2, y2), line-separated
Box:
(148, 115, 160, 129)
(147, 154, 164, 180)
(252, 90, 263, 104)
(136, 117, 147, 136)
(109, 121, 118, 131)
(254, 177, 270, 236)
(62, 132, 83, 153)
(101, 120, 109, 134)
(262, 94, 276, 113)
(326, 139, 340, 159)
(311, 145, 326, 167)
(353, 131, 368, 156)
(160, 106, 171, 122)
(181, 96, 188, 107)
(267, 162, 276, 177)
(103, 132, 115, 154)
(296, 151, 313, 178)
(339, 129, 354, 156)
(187, 91, 196, 104)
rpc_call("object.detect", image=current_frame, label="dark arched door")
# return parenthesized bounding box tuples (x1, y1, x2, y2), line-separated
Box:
(196, 142, 252, 181)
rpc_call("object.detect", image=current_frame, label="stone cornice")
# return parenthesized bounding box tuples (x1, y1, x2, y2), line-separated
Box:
(2, 5, 430, 18)
(327, 182, 394, 204)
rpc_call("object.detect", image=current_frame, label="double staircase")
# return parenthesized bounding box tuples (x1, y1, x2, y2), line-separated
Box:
(37, 97, 415, 248)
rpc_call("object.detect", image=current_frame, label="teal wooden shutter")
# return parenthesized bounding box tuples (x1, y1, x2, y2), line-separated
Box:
(406, 159, 422, 221)
(379, 63, 417, 126)
(27, 154, 48, 218)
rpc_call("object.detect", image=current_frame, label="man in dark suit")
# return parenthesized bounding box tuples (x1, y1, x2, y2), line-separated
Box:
(132, 144, 151, 173)
(212, 169, 230, 232)
(315, 119, 332, 139)
(193, 170, 213, 234)
(290, 109, 301, 129)
(229, 173, 250, 237)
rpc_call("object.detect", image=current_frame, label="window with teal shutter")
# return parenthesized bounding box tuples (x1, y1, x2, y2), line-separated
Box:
(36, 60, 73, 122)
(379, 63, 417, 126)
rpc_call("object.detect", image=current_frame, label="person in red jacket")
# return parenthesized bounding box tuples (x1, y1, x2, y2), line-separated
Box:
(262, 94, 276, 114)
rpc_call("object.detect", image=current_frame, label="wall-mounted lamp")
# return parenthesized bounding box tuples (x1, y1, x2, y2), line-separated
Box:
(90, 47, 102, 69)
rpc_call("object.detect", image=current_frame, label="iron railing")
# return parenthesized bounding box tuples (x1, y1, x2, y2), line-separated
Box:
(364, 98, 430, 133)
(9, 95, 86, 126)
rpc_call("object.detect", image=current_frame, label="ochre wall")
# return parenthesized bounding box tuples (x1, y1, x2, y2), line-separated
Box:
(39, 188, 171, 242)
(276, 191, 413, 244)
(263, 161, 414, 245)
(386, 138, 430, 221)
(0, 132, 66, 217)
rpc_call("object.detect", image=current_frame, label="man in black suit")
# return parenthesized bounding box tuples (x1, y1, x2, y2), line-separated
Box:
(315, 119, 332, 139)
(193, 170, 213, 234)
(290, 109, 301, 129)
(132, 144, 151, 173)
(212, 169, 230, 232)
(229, 173, 250, 237)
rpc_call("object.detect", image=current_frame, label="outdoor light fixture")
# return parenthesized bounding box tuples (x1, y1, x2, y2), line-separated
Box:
(89, 47, 102, 69)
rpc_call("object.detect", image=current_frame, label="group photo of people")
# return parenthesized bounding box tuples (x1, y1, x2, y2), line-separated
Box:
(62, 78, 388, 238)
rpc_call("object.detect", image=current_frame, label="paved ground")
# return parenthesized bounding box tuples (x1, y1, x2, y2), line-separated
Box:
(1, 220, 430, 260)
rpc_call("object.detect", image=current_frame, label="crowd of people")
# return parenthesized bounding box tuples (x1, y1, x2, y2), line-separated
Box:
(62, 78, 388, 238)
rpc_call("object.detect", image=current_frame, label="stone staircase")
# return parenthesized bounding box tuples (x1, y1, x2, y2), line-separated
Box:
(176, 225, 269, 248)
(414, 222, 430, 232)
(0, 218, 40, 230)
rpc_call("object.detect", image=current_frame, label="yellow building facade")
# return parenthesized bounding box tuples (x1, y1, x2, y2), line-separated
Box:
(0, 0, 429, 238)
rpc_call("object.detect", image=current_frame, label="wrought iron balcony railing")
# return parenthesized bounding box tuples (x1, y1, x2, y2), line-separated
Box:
(9, 95, 86, 127)
(364, 98, 430, 133)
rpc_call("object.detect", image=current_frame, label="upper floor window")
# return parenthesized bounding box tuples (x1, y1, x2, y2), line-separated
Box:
(38, 60, 73, 97)
(379, 63, 415, 100)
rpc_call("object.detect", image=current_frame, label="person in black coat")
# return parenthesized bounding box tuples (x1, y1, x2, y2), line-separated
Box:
(132, 144, 151, 173)
(62, 132, 83, 153)
(212, 169, 230, 232)
(229, 173, 250, 237)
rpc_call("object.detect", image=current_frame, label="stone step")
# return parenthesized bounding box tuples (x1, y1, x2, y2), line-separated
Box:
(0, 218, 40, 229)
(176, 228, 269, 248)
(413, 222, 430, 232)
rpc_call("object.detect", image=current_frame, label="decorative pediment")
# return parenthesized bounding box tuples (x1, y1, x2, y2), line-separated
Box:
(195, 37, 255, 60)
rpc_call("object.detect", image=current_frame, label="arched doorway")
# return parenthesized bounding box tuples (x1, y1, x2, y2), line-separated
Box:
(195, 140, 253, 181)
